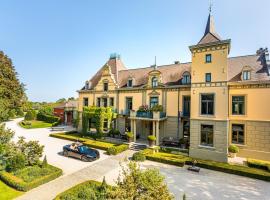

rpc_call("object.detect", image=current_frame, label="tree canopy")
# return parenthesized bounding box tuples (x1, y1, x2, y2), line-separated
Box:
(0, 51, 25, 121)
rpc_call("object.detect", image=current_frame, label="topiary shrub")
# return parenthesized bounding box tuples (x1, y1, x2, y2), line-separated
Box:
(132, 151, 146, 162)
(147, 135, 156, 141)
(24, 110, 36, 121)
(228, 144, 239, 153)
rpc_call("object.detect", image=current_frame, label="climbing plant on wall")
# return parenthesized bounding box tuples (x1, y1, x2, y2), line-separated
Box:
(82, 106, 116, 136)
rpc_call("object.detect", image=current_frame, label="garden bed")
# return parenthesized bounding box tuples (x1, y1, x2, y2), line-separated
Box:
(0, 165, 62, 191)
(142, 149, 270, 181)
(54, 180, 109, 200)
(50, 132, 128, 155)
(19, 120, 53, 129)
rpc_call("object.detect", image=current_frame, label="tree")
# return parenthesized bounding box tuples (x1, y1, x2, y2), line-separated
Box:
(109, 162, 174, 200)
(0, 51, 25, 121)
(0, 124, 14, 144)
(17, 137, 44, 165)
(56, 98, 66, 103)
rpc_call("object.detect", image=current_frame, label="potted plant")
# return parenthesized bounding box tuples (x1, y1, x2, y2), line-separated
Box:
(147, 135, 156, 147)
(179, 138, 186, 149)
(126, 132, 134, 143)
(228, 144, 239, 158)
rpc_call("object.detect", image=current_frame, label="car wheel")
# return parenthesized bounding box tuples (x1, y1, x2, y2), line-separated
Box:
(63, 150, 69, 157)
(81, 156, 88, 162)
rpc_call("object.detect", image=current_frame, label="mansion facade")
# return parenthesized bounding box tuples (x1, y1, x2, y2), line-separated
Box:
(78, 13, 270, 162)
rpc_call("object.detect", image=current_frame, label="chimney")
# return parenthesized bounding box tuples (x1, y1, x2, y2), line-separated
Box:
(174, 61, 180, 64)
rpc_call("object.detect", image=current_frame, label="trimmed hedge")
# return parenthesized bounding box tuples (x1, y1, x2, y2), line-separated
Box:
(107, 144, 129, 155)
(132, 151, 146, 162)
(247, 158, 270, 171)
(50, 132, 129, 155)
(37, 112, 60, 124)
(0, 165, 62, 191)
(142, 149, 191, 167)
(185, 159, 270, 182)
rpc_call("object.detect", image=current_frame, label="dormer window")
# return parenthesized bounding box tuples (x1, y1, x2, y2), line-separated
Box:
(85, 81, 89, 90)
(182, 72, 191, 84)
(152, 77, 158, 87)
(243, 70, 251, 80)
(127, 79, 133, 87)
(103, 82, 108, 91)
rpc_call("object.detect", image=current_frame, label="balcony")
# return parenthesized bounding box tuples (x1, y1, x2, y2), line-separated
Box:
(129, 110, 167, 121)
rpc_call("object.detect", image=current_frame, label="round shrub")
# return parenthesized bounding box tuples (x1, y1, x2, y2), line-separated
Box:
(24, 110, 36, 121)
(147, 135, 156, 141)
(126, 132, 134, 139)
(228, 144, 239, 153)
(132, 151, 146, 162)
(107, 146, 117, 155)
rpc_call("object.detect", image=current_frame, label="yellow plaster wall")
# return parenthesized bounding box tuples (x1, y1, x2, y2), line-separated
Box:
(229, 87, 270, 121)
(191, 46, 229, 83)
(191, 86, 228, 120)
(118, 92, 142, 112)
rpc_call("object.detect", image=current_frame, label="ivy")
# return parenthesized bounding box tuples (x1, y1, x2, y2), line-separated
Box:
(82, 106, 116, 136)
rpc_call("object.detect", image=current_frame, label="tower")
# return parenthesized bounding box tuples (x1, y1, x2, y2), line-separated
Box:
(188, 10, 231, 162)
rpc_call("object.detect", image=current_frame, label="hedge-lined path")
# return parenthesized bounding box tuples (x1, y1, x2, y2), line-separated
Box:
(4, 119, 270, 200)
(16, 150, 133, 200)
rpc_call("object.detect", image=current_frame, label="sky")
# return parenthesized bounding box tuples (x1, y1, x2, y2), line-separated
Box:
(0, 0, 269, 102)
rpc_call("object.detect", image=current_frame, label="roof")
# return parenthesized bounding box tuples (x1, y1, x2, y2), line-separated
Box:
(198, 14, 222, 45)
(82, 53, 269, 90)
(54, 100, 78, 109)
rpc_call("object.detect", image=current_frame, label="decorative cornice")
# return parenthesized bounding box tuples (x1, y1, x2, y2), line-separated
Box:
(192, 81, 227, 88)
(229, 83, 270, 89)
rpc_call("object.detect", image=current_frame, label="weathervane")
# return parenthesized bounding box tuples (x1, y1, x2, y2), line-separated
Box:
(209, 0, 213, 14)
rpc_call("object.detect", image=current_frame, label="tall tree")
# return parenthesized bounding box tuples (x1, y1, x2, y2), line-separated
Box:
(0, 51, 25, 121)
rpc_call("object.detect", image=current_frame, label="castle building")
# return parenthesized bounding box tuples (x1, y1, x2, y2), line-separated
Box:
(77, 12, 270, 162)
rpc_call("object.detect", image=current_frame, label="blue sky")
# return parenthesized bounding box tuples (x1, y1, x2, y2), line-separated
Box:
(0, 0, 269, 102)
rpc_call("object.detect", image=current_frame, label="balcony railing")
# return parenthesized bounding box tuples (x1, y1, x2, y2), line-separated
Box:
(130, 110, 166, 120)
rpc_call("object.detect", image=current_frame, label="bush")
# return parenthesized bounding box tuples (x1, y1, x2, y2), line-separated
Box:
(16, 109, 25, 117)
(107, 144, 129, 155)
(42, 156, 48, 168)
(247, 158, 270, 171)
(147, 135, 156, 141)
(21, 121, 31, 126)
(132, 151, 146, 162)
(108, 129, 120, 138)
(150, 105, 163, 112)
(6, 152, 26, 172)
(126, 132, 134, 139)
(0, 165, 62, 191)
(36, 112, 60, 124)
(24, 110, 36, 121)
(8, 109, 17, 118)
(228, 144, 239, 153)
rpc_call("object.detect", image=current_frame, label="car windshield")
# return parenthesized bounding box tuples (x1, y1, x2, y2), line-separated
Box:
(78, 146, 89, 153)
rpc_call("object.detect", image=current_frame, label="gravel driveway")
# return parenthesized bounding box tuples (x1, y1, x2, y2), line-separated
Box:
(5, 118, 109, 176)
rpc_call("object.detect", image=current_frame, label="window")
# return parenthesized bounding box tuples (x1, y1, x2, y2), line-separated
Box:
(182, 72, 191, 84)
(102, 98, 108, 107)
(103, 119, 108, 132)
(127, 79, 133, 87)
(205, 73, 211, 82)
(232, 96, 245, 115)
(243, 71, 251, 80)
(206, 54, 212, 63)
(201, 124, 214, 147)
(150, 97, 159, 108)
(85, 81, 89, 90)
(103, 82, 108, 91)
(97, 98, 101, 107)
(83, 98, 88, 107)
(201, 94, 214, 115)
(109, 97, 114, 107)
(232, 124, 245, 144)
(183, 96, 190, 116)
(152, 77, 158, 87)
(126, 97, 133, 112)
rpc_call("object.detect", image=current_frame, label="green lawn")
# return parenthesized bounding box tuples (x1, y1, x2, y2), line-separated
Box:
(0, 180, 22, 200)
(19, 120, 52, 129)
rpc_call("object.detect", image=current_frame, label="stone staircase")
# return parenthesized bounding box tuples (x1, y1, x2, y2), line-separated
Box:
(129, 142, 148, 151)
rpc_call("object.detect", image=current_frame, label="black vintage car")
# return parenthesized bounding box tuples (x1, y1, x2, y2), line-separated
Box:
(63, 143, 100, 162)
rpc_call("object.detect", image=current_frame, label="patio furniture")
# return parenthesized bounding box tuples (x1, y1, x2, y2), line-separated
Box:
(162, 137, 180, 147)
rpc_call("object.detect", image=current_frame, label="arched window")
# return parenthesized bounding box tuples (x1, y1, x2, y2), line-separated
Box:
(152, 77, 158, 87)
(182, 72, 191, 84)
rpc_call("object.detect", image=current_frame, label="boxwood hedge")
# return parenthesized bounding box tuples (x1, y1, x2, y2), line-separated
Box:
(0, 165, 62, 191)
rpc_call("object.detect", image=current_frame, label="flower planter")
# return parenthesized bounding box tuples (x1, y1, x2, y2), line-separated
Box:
(229, 152, 237, 158)
(148, 140, 155, 147)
